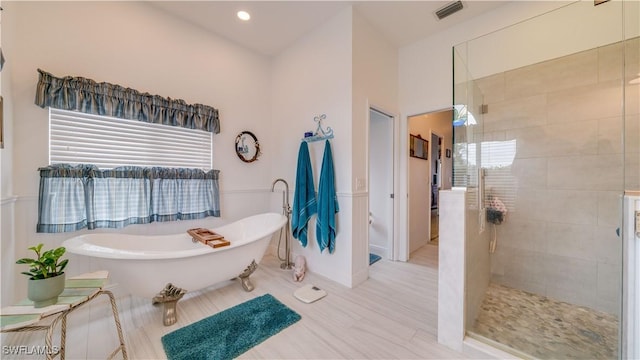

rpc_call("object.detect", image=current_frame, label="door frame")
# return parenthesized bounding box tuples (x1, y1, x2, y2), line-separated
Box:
(366, 104, 398, 260)
(430, 130, 443, 208)
(430, 130, 443, 240)
(402, 108, 453, 261)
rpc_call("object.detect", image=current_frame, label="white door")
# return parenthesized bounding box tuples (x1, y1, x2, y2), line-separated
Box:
(368, 109, 394, 259)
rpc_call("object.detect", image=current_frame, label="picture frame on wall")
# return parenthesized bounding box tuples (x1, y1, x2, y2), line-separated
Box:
(409, 134, 428, 160)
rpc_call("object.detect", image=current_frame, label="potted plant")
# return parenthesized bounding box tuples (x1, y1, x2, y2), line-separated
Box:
(16, 243, 69, 308)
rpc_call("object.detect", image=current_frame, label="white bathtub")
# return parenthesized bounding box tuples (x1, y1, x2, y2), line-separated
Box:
(62, 213, 287, 298)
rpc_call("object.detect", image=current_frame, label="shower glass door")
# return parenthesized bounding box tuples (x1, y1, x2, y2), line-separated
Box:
(455, 1, 637, 358)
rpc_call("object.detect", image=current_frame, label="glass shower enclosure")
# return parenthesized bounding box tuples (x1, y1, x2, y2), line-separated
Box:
(454, 1, 639, 358)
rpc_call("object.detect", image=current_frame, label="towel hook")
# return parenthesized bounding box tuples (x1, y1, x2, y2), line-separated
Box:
(303, 114, 334, 142)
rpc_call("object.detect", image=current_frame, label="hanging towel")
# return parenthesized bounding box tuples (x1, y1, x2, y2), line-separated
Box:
(291, 141, 317, 247)
(316, 140, 339, 253)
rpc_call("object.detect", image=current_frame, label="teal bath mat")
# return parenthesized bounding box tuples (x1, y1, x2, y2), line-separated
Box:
(369, 253, 381, 265)
(161, 294, 301, 360)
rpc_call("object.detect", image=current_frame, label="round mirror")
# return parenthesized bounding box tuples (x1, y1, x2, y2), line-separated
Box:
(235, 131, 260, 163)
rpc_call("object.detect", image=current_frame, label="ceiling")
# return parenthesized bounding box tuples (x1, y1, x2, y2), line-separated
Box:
(150, 1, 507, 56)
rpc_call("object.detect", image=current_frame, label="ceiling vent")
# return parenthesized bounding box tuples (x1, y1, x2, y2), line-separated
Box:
(435, 1, 464, 20)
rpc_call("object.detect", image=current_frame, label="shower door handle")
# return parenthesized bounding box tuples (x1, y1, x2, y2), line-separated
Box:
(478, 168, 486, 232)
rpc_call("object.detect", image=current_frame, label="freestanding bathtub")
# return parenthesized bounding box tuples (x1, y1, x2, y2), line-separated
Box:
(62, 213, 287, 299)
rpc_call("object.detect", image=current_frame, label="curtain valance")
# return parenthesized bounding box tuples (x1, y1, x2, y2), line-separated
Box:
(34, 69, 220, 134)
(37, 164, 220, 233)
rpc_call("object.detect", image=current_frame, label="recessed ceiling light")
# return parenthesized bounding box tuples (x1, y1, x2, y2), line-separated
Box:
(237, 11, 251, 21)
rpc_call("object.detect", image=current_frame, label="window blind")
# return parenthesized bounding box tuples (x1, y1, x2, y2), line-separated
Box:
(481, 140, 517, 210)
(451, 140, 517, 210)
(50, 108, 212, 170)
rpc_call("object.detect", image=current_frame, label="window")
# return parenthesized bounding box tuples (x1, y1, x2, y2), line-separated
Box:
(37, 109, 220, 233)
(454, 140, 517, 210)
(50, 108, 212, 170)
(480, 140, 517, 210)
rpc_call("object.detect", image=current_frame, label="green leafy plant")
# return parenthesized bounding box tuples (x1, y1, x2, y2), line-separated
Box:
(16, 243, 68, 280)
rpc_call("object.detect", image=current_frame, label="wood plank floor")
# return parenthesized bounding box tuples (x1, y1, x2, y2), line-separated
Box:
(409, 243, 439, 269)
(1, 244, 467, 359)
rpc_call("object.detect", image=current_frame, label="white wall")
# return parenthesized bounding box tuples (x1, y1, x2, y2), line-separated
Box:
(352, 10, 398, 272)
(399, 1, 579, 117)
(270, 6, 398, 287)
(438, 189, 467, 351)
(0, 3, 17, 308)
(271, 7, 354, 287)
(6, 1, 275, 196)
(466, 0, 635, 80)
(1, 2, 400, 304)
(0, 2, 7, 199)
(1, 1, 275, 304)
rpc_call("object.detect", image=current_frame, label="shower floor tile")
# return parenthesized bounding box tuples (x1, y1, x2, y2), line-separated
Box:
(470, 283, 618, 359)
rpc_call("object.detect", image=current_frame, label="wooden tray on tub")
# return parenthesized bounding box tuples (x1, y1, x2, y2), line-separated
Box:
(187, 228, 230, 248)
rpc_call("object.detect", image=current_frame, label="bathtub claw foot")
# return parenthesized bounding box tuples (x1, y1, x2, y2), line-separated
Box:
(238, 260, 258, 292)
(240, 277, 255, 292)
(152, 283, 186, 326)
(161, 300, 179, 326)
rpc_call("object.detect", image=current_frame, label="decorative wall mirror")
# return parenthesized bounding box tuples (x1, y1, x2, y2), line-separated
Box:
(235, 131, 260, 163)
(409, 134, 428, 160)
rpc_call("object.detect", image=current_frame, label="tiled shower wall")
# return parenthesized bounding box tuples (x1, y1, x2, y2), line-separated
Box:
(476, 38, 639, 315)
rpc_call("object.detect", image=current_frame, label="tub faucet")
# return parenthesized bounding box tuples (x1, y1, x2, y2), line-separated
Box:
(271, 178, 291, 215)
(271, 178, 292, 269)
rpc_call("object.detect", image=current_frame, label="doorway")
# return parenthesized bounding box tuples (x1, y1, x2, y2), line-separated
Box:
(407, 109, 453, 262)
(368, 108, 394, 260)
(430, 132, 442, 244)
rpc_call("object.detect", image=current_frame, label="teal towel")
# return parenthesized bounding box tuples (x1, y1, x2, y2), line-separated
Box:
(291, 142, 317, 247)
(316, 140, 339, 253)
